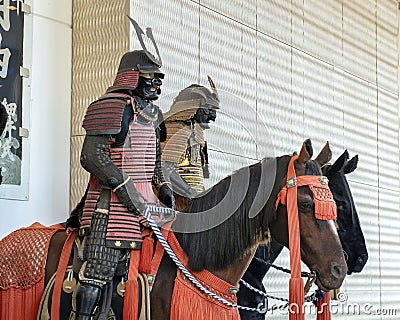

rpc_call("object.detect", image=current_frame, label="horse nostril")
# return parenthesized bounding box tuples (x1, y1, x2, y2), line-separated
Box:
(343, 250, 349, 262)
(330, 262, 343, 279)
(352, 253, 368, 273)
(358, 253, 368, 265)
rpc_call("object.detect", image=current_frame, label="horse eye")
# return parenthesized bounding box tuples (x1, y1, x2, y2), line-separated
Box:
(300, 202, 313, 211)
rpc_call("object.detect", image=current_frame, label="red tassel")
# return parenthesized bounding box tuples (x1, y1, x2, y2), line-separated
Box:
(314, 199, 337, 221)
(289, 278, 305, 320)
(123, 250, 141, 320)
(0, 283, 43, 320)
(139, 236, 154, 274)
(316, 292, 331, 320)
(0, 224, 64, 320)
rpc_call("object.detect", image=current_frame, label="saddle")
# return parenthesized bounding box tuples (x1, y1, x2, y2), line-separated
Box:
(1, 222, 239, 320)
(38, 229, 154, 320)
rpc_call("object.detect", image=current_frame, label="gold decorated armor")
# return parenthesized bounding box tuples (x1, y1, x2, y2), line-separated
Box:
(161, 121, 206, 193)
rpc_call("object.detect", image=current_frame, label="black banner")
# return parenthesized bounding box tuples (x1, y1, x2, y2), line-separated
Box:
(0, 1, 24, 185)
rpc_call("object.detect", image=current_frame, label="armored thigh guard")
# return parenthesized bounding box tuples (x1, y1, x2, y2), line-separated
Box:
(83, 211, 122, 283)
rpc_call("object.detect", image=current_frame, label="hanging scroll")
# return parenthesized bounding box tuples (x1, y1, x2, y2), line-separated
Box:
(0, 0, 30, 199)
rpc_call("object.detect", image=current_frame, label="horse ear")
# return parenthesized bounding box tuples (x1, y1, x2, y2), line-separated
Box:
(343, 154, 358, 174)
(315, 141, 332, 167)
(327, 149, 349, 174)
(297, 139, 313, 164)
(321, 164, 331, 176)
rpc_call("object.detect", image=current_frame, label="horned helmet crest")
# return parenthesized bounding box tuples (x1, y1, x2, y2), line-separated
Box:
(107, 17, 164, 93)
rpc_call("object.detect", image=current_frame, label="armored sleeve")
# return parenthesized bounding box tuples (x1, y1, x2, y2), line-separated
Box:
(152, 110, 169, 189)
(152, 109, 175, 209)
(81, 94, 133, 187)
(201, 141, 210, 179)
(80, 134, 124, 189)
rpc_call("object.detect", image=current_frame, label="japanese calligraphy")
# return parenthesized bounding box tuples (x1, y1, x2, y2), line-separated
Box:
(0, 97, 21, 184)
(0, 97, 19, 160)
(0, 33, 10, 78)
(0, 0, 10, 31)
(0, 0, 24, 189)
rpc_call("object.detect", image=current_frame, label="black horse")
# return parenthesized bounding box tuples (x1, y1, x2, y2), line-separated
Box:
(238, 150, 368, 319)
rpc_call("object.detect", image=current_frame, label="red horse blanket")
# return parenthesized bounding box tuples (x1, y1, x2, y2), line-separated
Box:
(0, 222, 63, 320)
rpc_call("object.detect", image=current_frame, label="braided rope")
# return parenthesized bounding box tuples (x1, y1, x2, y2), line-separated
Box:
(267, 262, 312, 278)
(144, 206, 263, 313)
(239, 279, 289, 303)
(239, 278, 319, 313)
(239, 278, 317, 301)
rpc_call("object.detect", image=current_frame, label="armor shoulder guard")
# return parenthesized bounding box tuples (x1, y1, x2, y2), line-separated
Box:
(82, 93, 131, 135)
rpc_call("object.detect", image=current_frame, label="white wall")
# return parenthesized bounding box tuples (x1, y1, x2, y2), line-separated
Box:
(133, 0, 399, 319)
(0, 0, 72, 239)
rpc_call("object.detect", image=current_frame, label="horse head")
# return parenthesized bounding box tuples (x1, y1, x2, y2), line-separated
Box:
(323, 150, 368, 274)
(270, 139, 347, 291)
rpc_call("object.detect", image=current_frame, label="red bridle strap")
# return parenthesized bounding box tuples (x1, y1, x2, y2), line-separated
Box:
(276, 175, 337, 221)
(282, 155, 305, 320)
(275, 155, 337, 320)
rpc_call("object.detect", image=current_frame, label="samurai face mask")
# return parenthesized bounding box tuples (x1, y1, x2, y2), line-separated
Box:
(134, 73, 163, 101)
(193, 106, 217, 129)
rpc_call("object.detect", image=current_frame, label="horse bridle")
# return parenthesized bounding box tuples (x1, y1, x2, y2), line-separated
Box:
(275, 155, 337, 221)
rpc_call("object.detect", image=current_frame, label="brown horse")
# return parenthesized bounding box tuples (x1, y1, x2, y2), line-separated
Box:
(150, 139, 346, 319)
(1, 139, 347, 320)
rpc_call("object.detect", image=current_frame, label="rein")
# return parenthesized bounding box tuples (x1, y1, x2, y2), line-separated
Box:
(143, 206, 266, 313)
(238, 263, 329, 314)
(239, 272, 318, 313)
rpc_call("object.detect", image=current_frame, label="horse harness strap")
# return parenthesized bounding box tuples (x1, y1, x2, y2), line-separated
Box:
(276, 174, 337, 221)
(275, 155, 337, 320)
(148, 221, 173, 290)
(51, 230, 77, 320)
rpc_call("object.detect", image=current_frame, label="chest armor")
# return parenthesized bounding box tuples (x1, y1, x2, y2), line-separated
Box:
(162, 121, 206, 193)
(162, 122, 205, 165)
(109, 119, 156, 188)
(81, 102, 158, 248)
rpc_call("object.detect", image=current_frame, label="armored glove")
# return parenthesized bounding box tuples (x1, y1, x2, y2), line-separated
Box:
(113, 174, 146, 214)
(163, 161, 197, 198)
(158, 184, 176, 209)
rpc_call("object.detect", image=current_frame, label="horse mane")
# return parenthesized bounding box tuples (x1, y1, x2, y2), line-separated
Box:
(173, 155, 291, 272)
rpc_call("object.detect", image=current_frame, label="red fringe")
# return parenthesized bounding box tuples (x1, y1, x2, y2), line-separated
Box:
(170, 270, 240, 320)
(314, 200, 337, 221)
(123, 250, 141, 320)
(316, 292, 331, 320)
(289, 278, 305, 320)
(0, 281, 43, 320)
(0, 223, 64, 320)
(139, 236, 154, 274)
